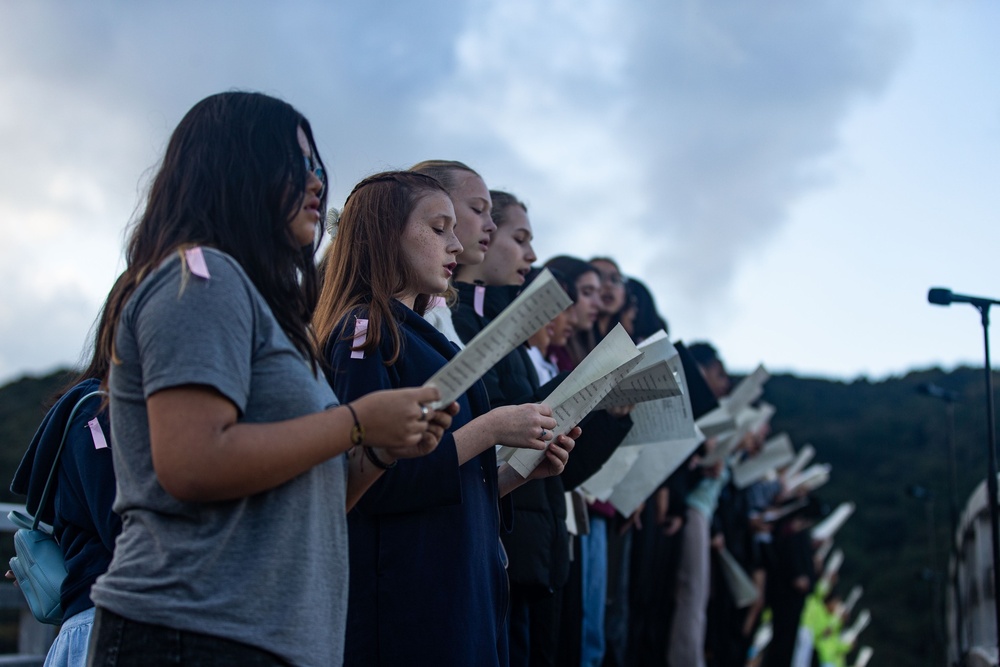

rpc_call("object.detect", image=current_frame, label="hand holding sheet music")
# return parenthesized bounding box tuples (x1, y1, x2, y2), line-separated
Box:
(422, 269, 572, 409)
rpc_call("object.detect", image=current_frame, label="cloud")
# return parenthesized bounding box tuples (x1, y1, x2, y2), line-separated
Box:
(0, 0, 910, 381)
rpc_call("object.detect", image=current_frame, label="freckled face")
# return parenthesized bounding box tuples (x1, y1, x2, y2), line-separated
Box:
(478, 207, 537, 286)
(288, 127, 324, 247)
(399, 191, 463, 307)
(572, 271, 602, 331)
(449, 172, 495, 266)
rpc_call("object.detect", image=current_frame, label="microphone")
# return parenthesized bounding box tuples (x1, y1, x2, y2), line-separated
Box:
(928, 287, 1000, 308)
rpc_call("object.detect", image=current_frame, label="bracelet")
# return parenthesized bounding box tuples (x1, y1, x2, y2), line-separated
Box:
(344, 403, 365, 446)
(364, 445, 397, 470)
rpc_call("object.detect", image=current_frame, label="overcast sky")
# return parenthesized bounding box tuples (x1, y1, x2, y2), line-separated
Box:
(1, 0, 997, 385)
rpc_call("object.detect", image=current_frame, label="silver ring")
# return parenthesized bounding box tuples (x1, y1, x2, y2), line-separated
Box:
(419, 405, 430, 421)
(540, 428, 548, 440)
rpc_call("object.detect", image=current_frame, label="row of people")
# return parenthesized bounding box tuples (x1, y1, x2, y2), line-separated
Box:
(12, 88, 856, 667)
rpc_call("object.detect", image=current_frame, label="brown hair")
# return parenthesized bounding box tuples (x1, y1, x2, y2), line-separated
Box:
(408, 159, 480, 193)
(313, 171, 450, 365)
(489, 190, 527, 229)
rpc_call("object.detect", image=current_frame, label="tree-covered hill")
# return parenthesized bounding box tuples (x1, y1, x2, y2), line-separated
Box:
(0, 366, 995, 664)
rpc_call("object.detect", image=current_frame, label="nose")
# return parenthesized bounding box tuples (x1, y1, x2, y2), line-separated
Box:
(306, 170, 324, 197)
(525, 242, 537, 264)
(484, 214, 497, 235)
(449, 232, 464, 256)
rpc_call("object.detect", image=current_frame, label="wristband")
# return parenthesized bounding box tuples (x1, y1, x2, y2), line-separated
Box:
(364, 445, 397, 470)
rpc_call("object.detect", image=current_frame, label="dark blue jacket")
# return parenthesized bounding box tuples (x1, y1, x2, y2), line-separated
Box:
(10, 378, 121, 619)
(326, 301, 509, 667)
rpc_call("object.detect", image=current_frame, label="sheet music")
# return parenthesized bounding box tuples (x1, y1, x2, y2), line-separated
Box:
(607, 432, 704, 517)
(812, 501, 855, 541)
(760, 498, 808, 523)
(618, 338, 697, 446)
(578, 446, 643, 501)
(822, 549, 844, 580)
(853, 646, 873, 667)
(696, 406, 737, 440)
(422, 269, 572, 408)
(781, 443, 815, 481)
(595, 359, 681, 410)
(699, 403, 776, 468)
(720, 364, 770, 416)
(785, 463, 831, 495)
(843, 585, 863, 617)
(840, 609, 871, 645)
(718, 547, 759, 608)
(501, 324, 642, 477)
(731, 433, 796, 489)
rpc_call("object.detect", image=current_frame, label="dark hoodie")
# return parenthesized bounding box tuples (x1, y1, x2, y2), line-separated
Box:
(11, 378, 121, 619)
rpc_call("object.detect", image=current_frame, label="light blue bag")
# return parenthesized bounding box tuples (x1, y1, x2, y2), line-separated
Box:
(9, 391, 103, 625)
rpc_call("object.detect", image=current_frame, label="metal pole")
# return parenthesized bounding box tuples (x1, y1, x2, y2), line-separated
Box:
(975, 303, 1000, 651)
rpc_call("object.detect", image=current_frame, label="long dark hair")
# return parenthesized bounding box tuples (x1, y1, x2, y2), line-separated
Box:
(313, 171, 450, 365)
(98, 91, 326, 372)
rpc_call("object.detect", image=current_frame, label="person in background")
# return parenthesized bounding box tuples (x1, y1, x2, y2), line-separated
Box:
(10, 308, 122, 667)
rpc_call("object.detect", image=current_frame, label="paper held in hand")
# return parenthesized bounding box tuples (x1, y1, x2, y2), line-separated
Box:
(811, 501, 855, 541)
(730, 431, 795, 489)
(421, 269, 572, 409)
(719, 364, 770, 416)
(499, 324, 643, 478)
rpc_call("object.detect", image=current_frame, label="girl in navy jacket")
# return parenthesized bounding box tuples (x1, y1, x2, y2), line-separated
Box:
(314, 171, 578, 667)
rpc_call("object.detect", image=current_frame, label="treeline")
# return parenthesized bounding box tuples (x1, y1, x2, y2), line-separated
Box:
(0, 365, 995, 664)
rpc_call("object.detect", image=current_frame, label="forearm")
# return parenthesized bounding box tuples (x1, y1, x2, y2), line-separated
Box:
(497, 462, 527, 497)
(451, 412, 501, 466)
(151, 396, 358, 503)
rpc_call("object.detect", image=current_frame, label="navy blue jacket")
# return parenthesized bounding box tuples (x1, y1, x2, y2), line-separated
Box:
(326, 301, 509, 667)
(10, 378, 121, 619)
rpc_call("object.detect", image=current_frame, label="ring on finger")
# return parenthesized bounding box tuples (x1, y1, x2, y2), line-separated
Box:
(419, 404, 430, 421)
(540, 428, 548, 440)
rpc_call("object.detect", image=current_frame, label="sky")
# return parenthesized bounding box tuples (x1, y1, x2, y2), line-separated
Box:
(0, 0, 997, 385)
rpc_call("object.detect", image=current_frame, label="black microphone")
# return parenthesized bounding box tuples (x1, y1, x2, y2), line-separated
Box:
(928, 287, 1000, 308)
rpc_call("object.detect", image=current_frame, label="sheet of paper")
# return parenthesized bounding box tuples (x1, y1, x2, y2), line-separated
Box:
(785, 463, 831, 495)
(720, 364, 770, 416)
(843, 585, 863, 617)
(578, 446, 642, 501)
(760, 498, 808, 523)
(822, 549, 844, 580)
(699, 403, 776, 468)
(840, 609, 871, 646)
(695, 406, 736, 440)
(607, 432, 704, 517)
(595, 359, 681, 410)
(812, 501, 855, 541)
(853, 646, 874, 667)
(781, 443, 815, 481)
(422, 269, 572, 408)
(501, 324, 642, 477)
(731, 433, 796, 489)
(718, 547, 759, 608)
(618, 338, 698, 447)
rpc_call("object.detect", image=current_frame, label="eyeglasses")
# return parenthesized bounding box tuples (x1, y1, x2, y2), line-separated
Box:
(303, 154, 327, 193)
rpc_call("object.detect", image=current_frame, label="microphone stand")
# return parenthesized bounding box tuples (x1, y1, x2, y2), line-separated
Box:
(974, 300, 1000, 652)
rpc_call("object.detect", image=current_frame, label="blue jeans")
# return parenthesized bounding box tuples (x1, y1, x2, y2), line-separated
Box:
(89, 607, 289, 666)
(580, 514, 608, 667)
(44, 607, 94, 667)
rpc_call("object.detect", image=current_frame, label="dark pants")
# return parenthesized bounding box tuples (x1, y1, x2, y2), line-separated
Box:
(509, 584, 563, 667)
(89, 607, 289, 666)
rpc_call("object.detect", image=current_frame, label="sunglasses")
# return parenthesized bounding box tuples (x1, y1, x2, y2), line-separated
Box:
(304, 154, 327, 193)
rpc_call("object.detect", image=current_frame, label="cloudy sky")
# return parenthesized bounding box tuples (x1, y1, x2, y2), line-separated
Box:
(1, 0, 997, 385)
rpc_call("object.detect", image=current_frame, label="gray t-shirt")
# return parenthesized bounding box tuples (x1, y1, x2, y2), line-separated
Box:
(91, 248, 348, 666)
